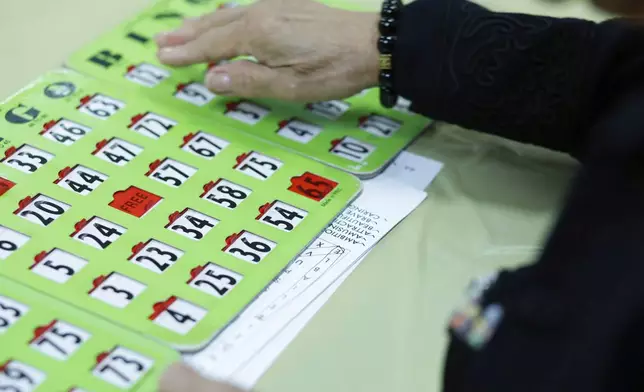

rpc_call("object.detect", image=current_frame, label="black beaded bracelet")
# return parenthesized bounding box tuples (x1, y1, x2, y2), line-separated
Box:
(378, 0, 402, 108)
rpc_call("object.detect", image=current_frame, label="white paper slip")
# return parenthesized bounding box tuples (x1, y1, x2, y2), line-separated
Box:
(381, 151, 444, 191)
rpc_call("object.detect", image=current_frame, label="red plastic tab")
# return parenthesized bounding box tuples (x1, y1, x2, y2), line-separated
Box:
(31, 251, 48, 269)
(40, 119, 58, 134)
(92, 139, 109, 155)
(234, 152, 250, 168)
(0, 177, 15, 197)
(77, 95, 93, 108)
(31, 320, 56, 343)
(14, 195, 34, 214)
(188, 265, 205, 283)
(146, 159, 162, 176)
(3, 146, 17, 159)
(167, 209, 186, 226)
(289, 172, 338, 202)
(150, 296, 177, 320)
(329, 138, 342, 150)
(223, 232, 241, 251)
(129, 241, 147, 260)
(129, 113, 146, 128)
(55, 166, 73, 184)
(182, 132, 196, 147)
(176, 83, 187, 92)
(256, 202, 273, 220)
(109, 186, 162, 218)
(95, 351, 110, 365)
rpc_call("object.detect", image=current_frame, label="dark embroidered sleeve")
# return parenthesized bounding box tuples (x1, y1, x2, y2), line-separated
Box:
(393, 0, 600, 157)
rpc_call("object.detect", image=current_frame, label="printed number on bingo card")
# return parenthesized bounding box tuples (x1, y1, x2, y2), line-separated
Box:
(41, 118, 92, 146)
(0, 226, 30, 260)
(2, 145, 53, 174)
(201, 179, 251, 210)
(0, 360, 46, 392)
(277, 119, 322, 144)
(359, 114, 401, 137)
(174, 82, 215, 106)
(225, 101, 269, 125)
(129, 112, 177, 139)
(182, 132, 229, 159)
(235, 152, 282, 180)
(307, 101, 350, 120)
(56, 165, 107, 195)
(130, 240, 184, 274)
(78, 94, 125, 120)
(0, 296, 29, 334)
(147, 159, 197, 188)
(125, 63, 171, 87)
(150, 297, 207, 335)
(15, 195, 70, 227)
(93, 138, 143, 166)
(166, 209, 219, 241)
(257, 201, 308, 232)
(188, 263, 242, 298)
(31, 249, 88, 284)
(72, 217, 126, 250)
(90, 273, 146, 309)
(330, 137, 375, 162)
(224, 231, 276, 263)
(93, 347, 153, 389)
(30, 320, 91, 361)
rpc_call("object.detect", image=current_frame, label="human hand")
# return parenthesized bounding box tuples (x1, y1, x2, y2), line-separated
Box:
(159, 363, 246, 392)
(155, 0, 380, 101)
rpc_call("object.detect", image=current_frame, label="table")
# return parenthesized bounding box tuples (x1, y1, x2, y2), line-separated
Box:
(1, 1, 611, 391)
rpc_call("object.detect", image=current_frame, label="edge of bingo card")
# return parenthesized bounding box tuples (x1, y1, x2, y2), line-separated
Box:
(0, 276, 181, 392)
(0, 68, 364, 351)
(62, 0, 433, 179)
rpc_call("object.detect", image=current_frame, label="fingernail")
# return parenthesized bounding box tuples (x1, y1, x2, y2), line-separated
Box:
(207, 70, 232, 93)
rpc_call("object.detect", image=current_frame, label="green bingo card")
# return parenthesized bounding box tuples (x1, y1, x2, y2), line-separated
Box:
(0, 69, 361, 351)
(0, 277, 180, 392)
(65, 0, 431, 178)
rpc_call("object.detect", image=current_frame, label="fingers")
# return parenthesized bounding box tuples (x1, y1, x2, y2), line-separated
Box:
(155, 6, 246, 48)
(205, 61, 301, 100)
(159, 363, 244, 392)
(158, 22, 242, 66)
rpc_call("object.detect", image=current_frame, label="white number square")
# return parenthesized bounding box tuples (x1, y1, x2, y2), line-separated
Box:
(359, 114, 402, 137)
(306, 101, 350, 120)
(174, 82, 215, 107)
(41, 118, 92, 146)
(130, 240, 184, 274)
(2, 144, 54, 174)
(16, 194, 70, 227)
(0, 295, 29, 334)
(0, 226, 29, 260)
(72, 217, 126, 250)
(0, 361, 46, 392)
(188, 263, 242, 298)
(235, 152, 282, 180)
(31, 249, 88, 284)
(78, 94, 126, 120)
(201, 179, 251, 210)
(223, 231, 276, 264)
(93, 138, 143, 166)
(151, 296, 207, 335)
(125, 63, 171, 88)
(147, 158, 197, 188)
(129, 112, 177, 139)
(90, 273, 146, 309)
(330, 137, 376, 162)
(181, 131, 229, 160)
(257, 201, 308, 232)
(276, 119, 322, 144)
(56, 165, 108, 196)
(166, 209, 219, 241)
(225, 101, 269, 125)
(30, 320, 91, 361)
(93, 347, 154, 389)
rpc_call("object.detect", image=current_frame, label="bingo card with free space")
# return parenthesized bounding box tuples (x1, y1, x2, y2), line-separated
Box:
(0, 276, 180, 392)
(65, 0, 432, 178)
(0, 69, 361, 351)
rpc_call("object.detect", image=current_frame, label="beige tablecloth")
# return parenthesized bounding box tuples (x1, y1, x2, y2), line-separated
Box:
(1, 1, 611, 391)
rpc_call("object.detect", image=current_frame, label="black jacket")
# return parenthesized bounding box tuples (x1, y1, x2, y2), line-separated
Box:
(393, 1, 644, 391)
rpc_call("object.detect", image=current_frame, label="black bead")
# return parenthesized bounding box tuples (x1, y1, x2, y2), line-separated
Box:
(381, 1, 401, 17)
(379, 71, 394, 89)
(379, 17, 397, 36)
(380, 87, 397, 108)
(378, 35, 395, 54)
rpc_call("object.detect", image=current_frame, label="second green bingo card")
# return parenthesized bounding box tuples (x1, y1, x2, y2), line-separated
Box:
(65, 0, 432, 178)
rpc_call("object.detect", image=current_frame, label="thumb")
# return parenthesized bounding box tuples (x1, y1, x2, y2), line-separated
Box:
(205, 60, 300, 100)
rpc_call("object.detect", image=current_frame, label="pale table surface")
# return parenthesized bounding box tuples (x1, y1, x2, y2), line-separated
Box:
(1, 0, 611, 391)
